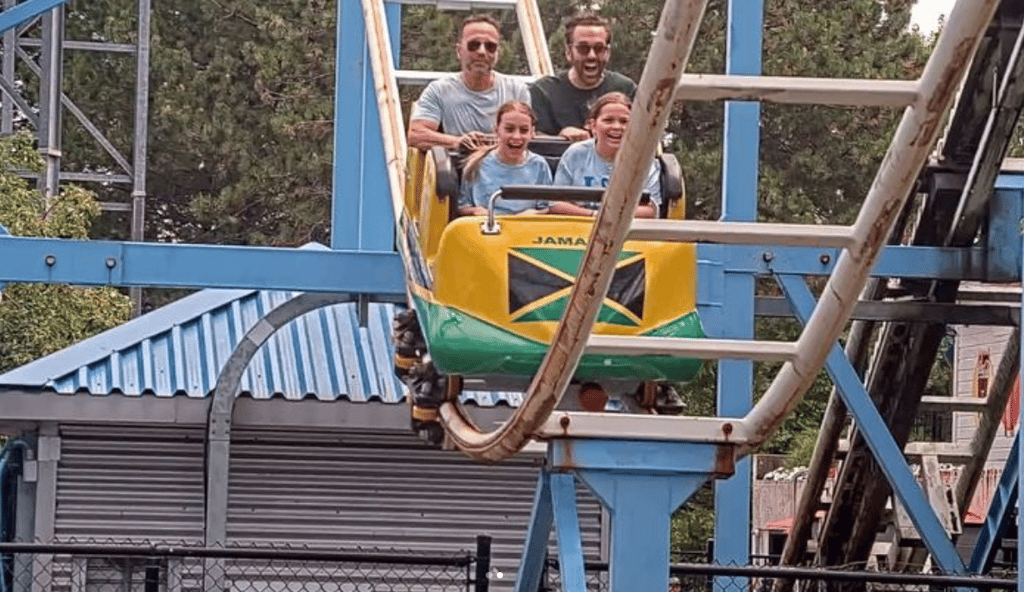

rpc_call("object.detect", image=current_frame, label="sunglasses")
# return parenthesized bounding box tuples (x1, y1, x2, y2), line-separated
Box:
(467, 39, 498, 53)
(574, 43, 608, 56)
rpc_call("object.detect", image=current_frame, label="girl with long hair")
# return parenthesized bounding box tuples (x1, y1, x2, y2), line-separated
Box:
(458, 101, 552, 216)
(550, 92, 660, 218)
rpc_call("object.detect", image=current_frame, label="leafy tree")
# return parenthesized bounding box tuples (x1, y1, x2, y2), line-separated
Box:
(0, 132, 132, 373)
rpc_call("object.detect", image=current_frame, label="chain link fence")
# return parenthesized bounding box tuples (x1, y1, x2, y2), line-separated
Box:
(0, 540, 490, 592)
(542, 559, 1018, 592)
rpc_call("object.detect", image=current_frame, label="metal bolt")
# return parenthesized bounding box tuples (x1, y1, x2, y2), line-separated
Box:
(105, 257, 117, 269)
(762, 251, 774, 262)
(820, 253, 831, 265)
(44, 255, 56, 266)
(559, 415, 571, 429)
(722, 423, 733, 436)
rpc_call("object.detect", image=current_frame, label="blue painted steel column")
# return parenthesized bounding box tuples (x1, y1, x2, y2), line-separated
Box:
(549, 439, 730, 592)
(514, 470, 554, 592)
(332, 0, 398, 251)
(550, 473, 587, 592)
(778, 274, 966, 574)
(715, 0, 762, 566)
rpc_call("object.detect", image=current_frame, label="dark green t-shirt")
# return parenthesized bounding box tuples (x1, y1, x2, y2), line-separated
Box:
(529, 70, 637, 136)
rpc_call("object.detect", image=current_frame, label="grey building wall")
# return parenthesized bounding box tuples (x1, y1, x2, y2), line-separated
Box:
(31, 422, 602, 589)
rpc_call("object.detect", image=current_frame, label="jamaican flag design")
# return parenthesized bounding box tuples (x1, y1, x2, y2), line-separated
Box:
(421, 215, 705, 380)
(508, 247, 645, 326)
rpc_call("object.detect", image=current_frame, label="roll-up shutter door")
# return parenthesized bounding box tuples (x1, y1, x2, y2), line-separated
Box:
(55, 424, 205, 543)
(227, 428, 603, 582)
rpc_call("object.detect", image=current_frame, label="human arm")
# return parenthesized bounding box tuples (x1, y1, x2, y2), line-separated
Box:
(457, 176, 487, 216)
(547, 202, 597, 216)
(644, 158, 662, 213)
(558, 126, 590, 141)
(408, 119, 460, 151)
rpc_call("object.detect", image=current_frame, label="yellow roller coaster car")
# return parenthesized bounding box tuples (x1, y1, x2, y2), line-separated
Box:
(393, 140, 704, 439)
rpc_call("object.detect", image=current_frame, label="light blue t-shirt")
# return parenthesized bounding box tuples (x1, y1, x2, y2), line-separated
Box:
(553, 139, 661, 209)
(459, 150, 553, 215)
(411, 73, 530, 136)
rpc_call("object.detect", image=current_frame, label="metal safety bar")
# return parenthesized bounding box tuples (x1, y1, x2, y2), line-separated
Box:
(482, 186, 652, 234)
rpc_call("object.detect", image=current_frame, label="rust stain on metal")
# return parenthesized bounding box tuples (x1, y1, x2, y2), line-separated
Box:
(914, 37, 977, 146)
(559, 414, 571, 433)
(721, 422, 733, 439)
(645, 77, 678, 126)
(559, 439, 576, 470)
(715, 445, 735, 477)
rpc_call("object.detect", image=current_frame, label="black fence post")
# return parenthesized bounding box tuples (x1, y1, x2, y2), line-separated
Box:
(474, 535, 491, 592)
(144, 565, 160, 592)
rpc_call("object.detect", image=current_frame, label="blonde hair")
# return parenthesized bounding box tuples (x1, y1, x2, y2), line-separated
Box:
(462, 101, 536, 182)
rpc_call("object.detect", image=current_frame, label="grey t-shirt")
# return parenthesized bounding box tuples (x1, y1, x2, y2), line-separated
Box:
(410, 72, 530, 136)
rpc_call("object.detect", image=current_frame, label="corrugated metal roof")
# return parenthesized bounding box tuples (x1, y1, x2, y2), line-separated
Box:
(0, 288, 521, 407)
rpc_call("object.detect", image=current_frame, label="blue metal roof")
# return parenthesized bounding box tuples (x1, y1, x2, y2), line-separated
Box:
(0, 287, 520, 407)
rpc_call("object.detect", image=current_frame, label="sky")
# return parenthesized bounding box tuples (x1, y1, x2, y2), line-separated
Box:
(910, 0, 957, 33)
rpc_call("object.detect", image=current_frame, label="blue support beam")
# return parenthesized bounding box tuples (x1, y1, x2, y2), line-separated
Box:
(332, 0, 398, 251)
(717, 0, 763, 566)
(550, 472, 587, 592)
(969, 430, 1019, 573)
(0, 236, 405, 295)
(514, 470, 554, 592)
(543, 439, 729, 592)
(0, 0, 70, 35)
(0, 237, 1009, 290)
(777, 274, 966, 574)
(715, 245, 999, 281)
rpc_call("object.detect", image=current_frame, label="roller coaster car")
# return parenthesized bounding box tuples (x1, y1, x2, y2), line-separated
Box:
(394, 139, 705, 441)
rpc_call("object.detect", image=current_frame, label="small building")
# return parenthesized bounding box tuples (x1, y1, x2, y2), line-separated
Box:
(0, 288, 603, 590)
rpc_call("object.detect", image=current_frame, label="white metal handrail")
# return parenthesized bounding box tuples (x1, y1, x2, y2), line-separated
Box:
(628, 219, 856, 248)
(675, 74, 919, 107)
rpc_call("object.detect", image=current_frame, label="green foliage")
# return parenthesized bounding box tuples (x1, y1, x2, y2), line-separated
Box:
(0, 133, 131, 373)
(672, 483, 714, 555)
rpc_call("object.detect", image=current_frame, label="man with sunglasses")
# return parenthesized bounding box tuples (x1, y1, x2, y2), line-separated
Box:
(530, 14, 636, 141)
(408, 15, 529, 151)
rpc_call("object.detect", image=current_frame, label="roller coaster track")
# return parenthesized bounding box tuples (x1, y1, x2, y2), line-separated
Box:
(781, 0, 1024, 572)
(362, 0, 999, 463)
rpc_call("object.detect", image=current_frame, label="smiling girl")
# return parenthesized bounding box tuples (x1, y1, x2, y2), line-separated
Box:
(549, 92, 660, 218)
(458, 101, 553, 216)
